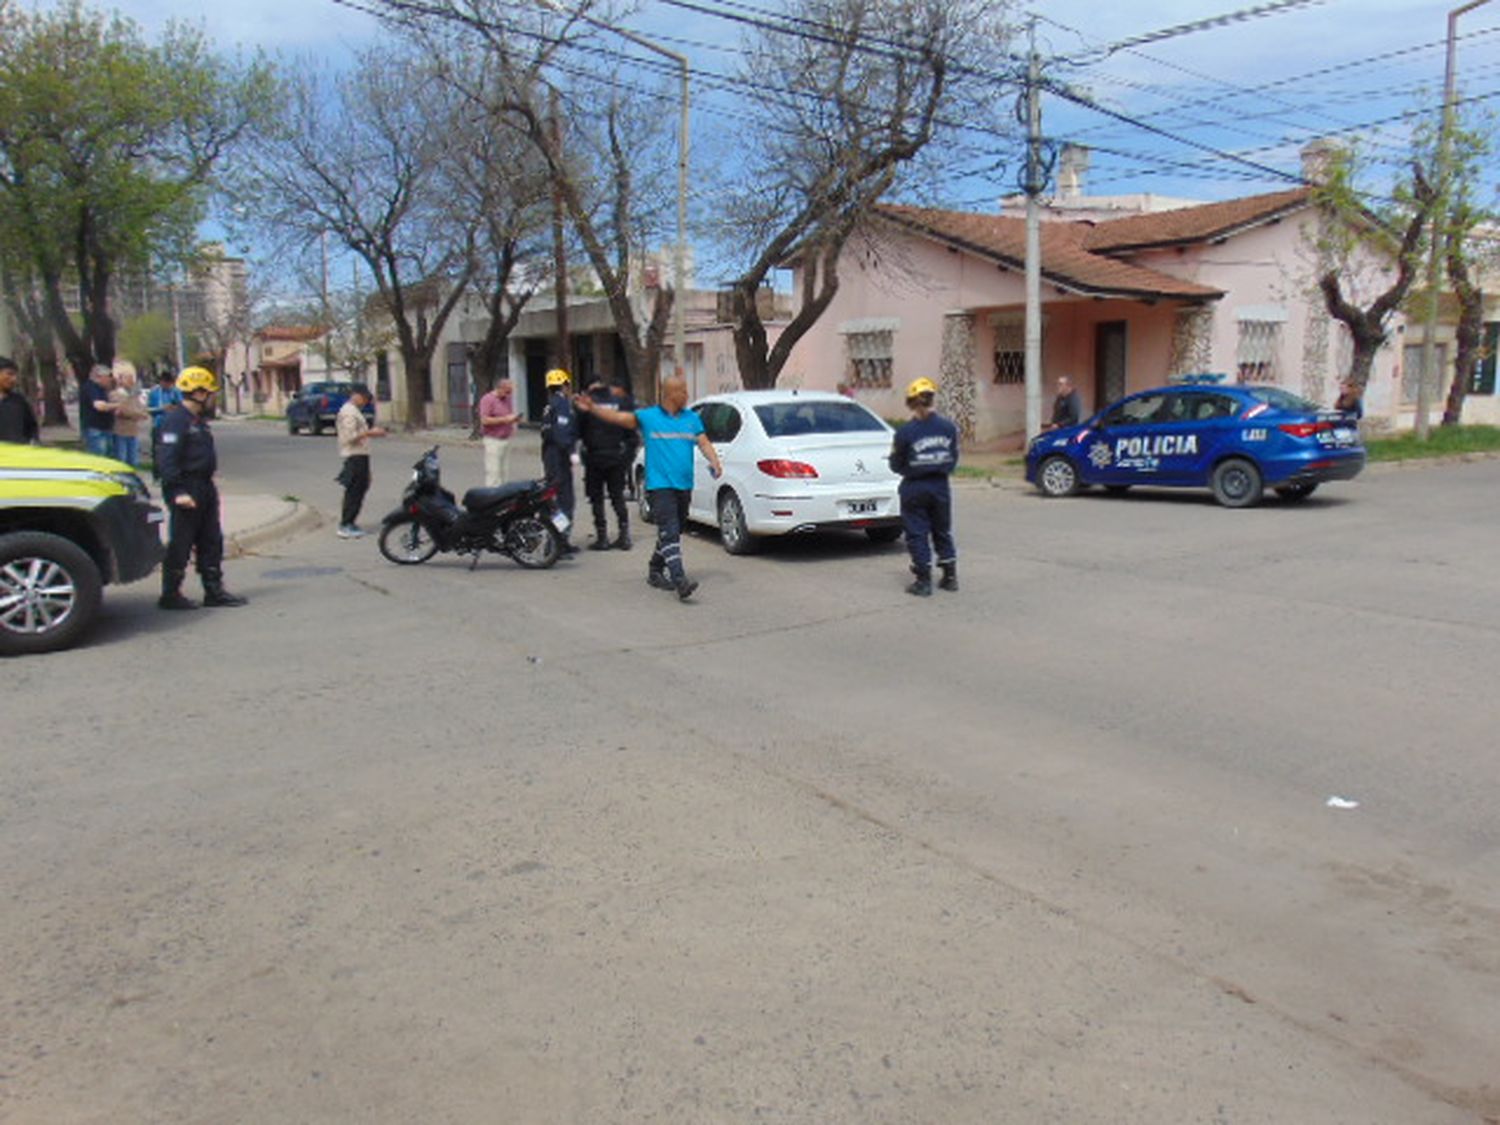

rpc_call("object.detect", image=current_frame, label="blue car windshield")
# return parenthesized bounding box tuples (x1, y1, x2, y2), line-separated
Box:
(1245, 386, 1321, 414)
(754, 400, 887, 437)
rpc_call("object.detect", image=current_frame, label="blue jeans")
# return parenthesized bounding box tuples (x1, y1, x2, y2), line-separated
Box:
(114, 435, 139, 467)
(84, 429, 117, 459)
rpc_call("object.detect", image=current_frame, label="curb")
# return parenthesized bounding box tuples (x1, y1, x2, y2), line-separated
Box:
(226, 501, 324, 558)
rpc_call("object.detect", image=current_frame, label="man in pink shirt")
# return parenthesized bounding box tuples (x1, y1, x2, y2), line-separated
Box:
(478, 378, 520, 487)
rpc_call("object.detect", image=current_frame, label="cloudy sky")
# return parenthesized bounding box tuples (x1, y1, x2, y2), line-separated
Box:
(102, 0, 1496, 204)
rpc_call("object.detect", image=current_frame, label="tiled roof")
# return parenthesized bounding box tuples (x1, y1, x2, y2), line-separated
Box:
(1079, 188, 1313, 251)
(257, 325, 325, 342)
(875, 204, 1223, 301)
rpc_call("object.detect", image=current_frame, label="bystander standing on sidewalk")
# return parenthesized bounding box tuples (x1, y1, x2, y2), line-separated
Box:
(0, 356, 41, 445)
(335, 384, 387, 539)
(147, 370, 182, 478)
(79, 365, 118, 459)
(478, 377, 520, 487)
(109, 366, 149, 466)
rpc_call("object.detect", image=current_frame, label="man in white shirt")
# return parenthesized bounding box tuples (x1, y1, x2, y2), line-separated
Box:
(335, 385, 387, 538)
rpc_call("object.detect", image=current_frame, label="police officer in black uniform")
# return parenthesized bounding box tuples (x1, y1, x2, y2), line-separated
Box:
(540, 367, 580, 554)
(579, 378, 634, 550)
(889, 377, 960, 598)
(157, 366, 248, 610)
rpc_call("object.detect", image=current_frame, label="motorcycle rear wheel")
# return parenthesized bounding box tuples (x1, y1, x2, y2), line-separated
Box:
(505, 516, 562, 569)
(379, 517, 439, 564)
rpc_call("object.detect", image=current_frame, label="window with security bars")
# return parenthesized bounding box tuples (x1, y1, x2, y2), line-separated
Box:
(993, 317, 1026, 384)
(845, 330, 894, 388)
(1236, 319, 1284, 384)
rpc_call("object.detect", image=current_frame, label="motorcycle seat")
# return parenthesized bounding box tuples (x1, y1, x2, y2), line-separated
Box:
(463, 480, 537, 511)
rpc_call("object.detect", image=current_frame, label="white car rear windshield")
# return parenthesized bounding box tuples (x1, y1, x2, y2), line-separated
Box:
(754, 400, 887, 437)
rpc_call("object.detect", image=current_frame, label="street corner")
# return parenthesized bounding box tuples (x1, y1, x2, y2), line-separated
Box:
(223, 494, 324, 557)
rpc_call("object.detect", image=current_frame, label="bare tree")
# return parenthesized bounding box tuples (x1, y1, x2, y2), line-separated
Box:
(250, 45, 478, 428)
(714, 0, 1007, 389)
(360, 0, 680, 401)
(1437, 111, 1496, 426)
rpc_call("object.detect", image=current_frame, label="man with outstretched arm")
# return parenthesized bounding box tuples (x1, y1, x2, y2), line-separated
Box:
(574, 376, 723, 602)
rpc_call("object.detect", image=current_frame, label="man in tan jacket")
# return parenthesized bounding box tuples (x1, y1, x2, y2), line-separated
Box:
(335, 384, 386, 538)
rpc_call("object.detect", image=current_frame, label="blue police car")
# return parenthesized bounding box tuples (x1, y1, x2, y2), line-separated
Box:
(1025, 382, 1365, 508)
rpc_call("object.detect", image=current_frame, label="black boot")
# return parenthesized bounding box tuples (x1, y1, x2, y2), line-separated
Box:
(647, 568, 674, 590)
(906, 566, 932, 598)
(158, 570, 197, 611)
(612, 526, 632, 551)
(939, 562, 958, 592)
(589, 527, 612, 550)
(201, 572, 248, 607)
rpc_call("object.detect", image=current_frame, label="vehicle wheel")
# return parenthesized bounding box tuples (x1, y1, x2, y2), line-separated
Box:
(718, 491, 758, 555)
(506, 516, 561, 569)
(637, 470, 654, 525)
(1274, 482, 1318, 502)
(0, 531, 104, 656)
(1211, 458, 1263, 508)
(865, 526, 903, 544)
(1104, 484, 1131, 495)
(308, 418, 323, 436)
(1036, 455, 1080, 498)
(378, 518, 438, 564)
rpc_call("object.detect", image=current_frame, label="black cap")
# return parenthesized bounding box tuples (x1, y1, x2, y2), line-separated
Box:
(350, 383, 373, 398)
(0, 356, 16, 371)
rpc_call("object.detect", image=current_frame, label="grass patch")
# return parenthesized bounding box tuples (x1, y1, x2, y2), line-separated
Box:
(1365, 424, 1500, 462)
(954, 460, 1023, 479)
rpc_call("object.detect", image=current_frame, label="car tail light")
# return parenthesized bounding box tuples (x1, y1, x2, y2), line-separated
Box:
(1278, 421, 1333, 438)
(319, 395, 329, 411)
(758, 459, 819, 478)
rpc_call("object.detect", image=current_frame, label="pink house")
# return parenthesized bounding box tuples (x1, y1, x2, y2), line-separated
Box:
(776, 187, 1444, 444)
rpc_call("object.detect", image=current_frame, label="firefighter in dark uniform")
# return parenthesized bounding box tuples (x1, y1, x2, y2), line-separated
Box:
(540, 367, 579, 553)
(889, 377, 960, 598)
(156, 366, 248, 610)
(579, 378, 634, 550)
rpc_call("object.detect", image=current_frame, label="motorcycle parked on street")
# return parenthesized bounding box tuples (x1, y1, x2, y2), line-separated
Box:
(378, 447, 567, 569)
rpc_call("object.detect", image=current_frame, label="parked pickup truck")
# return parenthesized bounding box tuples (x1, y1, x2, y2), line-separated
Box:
(0, 442, 165, 655)
(286, 381, 376, 436)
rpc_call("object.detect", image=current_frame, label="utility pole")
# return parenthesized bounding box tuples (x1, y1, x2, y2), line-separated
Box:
(549, 86, 570, 374)
(320, 229, 333, 378)
(1416, 0, 1492, 439)
(1023, 18, 1044, 441)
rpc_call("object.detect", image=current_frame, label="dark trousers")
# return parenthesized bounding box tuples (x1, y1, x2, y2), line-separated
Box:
(585, 460, 628, 533)
(900, 479, 955, 571)
(648, 488, 691, 581)
(165, 478, 225, 582)
(542, 445, 575, 526)
(341, 454, 371, 527)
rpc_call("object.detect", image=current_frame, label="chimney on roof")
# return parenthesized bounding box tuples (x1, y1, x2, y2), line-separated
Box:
(1057, 144, 1090, 201)
(1300, 138, 1345, 186)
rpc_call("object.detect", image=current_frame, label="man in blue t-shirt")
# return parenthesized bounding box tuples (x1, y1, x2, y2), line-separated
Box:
(888, 377, 960, 598)
(574, 375, 723, 601)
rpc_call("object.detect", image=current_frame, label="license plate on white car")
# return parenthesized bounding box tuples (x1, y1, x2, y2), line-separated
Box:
(846, 499, 879, 515)
(550, 511, 570, 532)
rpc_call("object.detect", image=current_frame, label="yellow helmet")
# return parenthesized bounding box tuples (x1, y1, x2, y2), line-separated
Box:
(176, 366, 218, 394)
(545, 368, 571, 388)
(905, 377, 938, 401)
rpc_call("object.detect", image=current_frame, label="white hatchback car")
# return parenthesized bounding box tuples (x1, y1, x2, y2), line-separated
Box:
(633, 390, 903, 554)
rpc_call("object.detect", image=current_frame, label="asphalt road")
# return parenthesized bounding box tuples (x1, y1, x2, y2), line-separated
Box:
(3, 423, 1498, 1123)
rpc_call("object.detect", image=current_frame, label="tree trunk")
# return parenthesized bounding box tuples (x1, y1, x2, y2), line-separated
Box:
(1441, 238, 1483, 427)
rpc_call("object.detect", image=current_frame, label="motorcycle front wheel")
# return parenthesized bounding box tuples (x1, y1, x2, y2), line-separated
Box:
(379, 517, 439, 564)
(505, 516, 562, 569)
